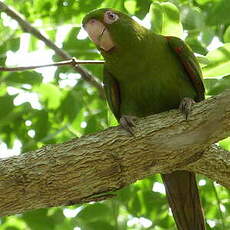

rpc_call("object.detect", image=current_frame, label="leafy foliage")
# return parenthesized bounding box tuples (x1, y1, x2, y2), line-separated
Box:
(0, 0, 230, 229)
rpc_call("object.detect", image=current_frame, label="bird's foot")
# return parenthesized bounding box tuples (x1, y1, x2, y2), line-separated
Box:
(120, 115, 137, 136)
(179, 97, 195, 120)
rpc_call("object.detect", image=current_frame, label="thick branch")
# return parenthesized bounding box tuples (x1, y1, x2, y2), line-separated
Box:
(185, 145, 230, 189)
(0, 90, 230, 216)
(0, 1, 104, 96)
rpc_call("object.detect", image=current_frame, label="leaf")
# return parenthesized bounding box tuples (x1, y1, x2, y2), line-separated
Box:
(36, 84, 62, 109)
(223, 25, 230, 43)
(22, 209, 55, 230)
(149, 2, 163, 34)
(0, 43, 7, 66)
(195, 0, 219, 4)
(219, 137, 230, 151)
(150, 2, 183, 37)
(77, 203, 112, 223)
(5, 71, 42, 85)
(78, 0, 103, 13)
(81, 221, 115, 230)
(185, 35, 207, 55)
(200, 27, 215, 46)
(206, 0, 230, 25)
(124, 0, 136, 14)
(59, 90, 83, 122)
(0, 95, 15, 120)
(181, 6, 205, 30)
(196, 56, 210, 66)
(7, 37, 20, 52)
(33, 110, 50, 141)
(135, 0, 152, 18)
(202, 43, 230, 78)
(204, 75, 230, 95)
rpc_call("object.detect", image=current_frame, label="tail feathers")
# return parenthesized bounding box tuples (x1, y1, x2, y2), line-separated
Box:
(161, 171, 205, 230)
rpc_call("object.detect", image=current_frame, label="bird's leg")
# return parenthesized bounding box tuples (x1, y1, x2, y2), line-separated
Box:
(120, 115, 137, 135)
(179, 97, 195, 120)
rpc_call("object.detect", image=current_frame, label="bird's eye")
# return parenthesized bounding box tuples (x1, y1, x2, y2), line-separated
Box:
(104, 11, 119, 24)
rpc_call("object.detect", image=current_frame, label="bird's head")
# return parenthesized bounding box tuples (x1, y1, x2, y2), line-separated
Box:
(82, 8, 146, 53)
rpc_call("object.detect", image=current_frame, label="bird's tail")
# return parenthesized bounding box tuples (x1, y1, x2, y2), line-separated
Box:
(161, 170, 206, 230)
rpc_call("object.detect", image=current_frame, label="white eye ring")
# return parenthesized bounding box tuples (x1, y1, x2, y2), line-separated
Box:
(104, 11, 119, 24)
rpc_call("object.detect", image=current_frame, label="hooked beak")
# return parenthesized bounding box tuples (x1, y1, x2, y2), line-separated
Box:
(84, 19, 115, 51)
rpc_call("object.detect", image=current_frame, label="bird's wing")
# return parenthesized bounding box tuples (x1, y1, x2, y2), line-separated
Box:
(103, 67, 121, 120)
(165, 36, 205, 102)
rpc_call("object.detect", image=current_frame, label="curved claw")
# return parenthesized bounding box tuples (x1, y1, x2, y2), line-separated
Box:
(120, 115, 137, 136)
(179, 97, 195, 120)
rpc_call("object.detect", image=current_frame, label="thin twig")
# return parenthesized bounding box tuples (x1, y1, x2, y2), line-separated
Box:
(0, 1, 104, 97)
(0, 58, 105, 72)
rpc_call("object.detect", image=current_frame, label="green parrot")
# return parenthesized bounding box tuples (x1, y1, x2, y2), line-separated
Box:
(82, 8, 206, 230)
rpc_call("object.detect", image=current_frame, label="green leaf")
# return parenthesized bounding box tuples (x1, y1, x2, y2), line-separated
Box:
(5, 71, 42, 85)
(195, 0, 219, 4)
(59, 90, 83, 122)
(36, 84, 62, 109)
(77, 203, 112, 223)
(7, 37, 20, 52)
(200, 27, 215, 46)
(0, 43, 7, 66)
(78, 0, 103, 13)
(149, 2, 163, 34)
(206, 0, 230, 25)
(124, 0, 136, 14)
(135, 0, 152, 18)
(204, 75, 230, 95)
(22, 209, 55, 230)
(81, 221, 115, 230)
(33, 110, 50, 141)
(150, 2, 183, 37)
(223, 25, 230, 43)
(196, 56, 210, 66)
(181, 6, 205, 30)
(0, 95, 15, 120)
(185, 35, 207, 55)
(219, 137, 230, 151)
(202, 43, 230, 78)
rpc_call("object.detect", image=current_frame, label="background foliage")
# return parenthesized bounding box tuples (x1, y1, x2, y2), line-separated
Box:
(0, 0, 230, 229)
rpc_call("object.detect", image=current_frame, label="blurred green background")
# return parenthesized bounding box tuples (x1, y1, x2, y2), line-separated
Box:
(0, 0, 230, 229)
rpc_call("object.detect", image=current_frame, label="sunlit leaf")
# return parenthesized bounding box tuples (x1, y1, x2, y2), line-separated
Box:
(223, 25, 230, 43)
(36, 83, 62, 109)
(202, 43, 230, 78)
(204, 75, 230, 95)
(219, 137, 230, 151)
(124, 0, 136, 15)
(150, 2, 183, 37)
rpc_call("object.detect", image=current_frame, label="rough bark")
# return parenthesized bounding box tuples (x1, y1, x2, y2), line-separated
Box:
(0, 90, 230, 217)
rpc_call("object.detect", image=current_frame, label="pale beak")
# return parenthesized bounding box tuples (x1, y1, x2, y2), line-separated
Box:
(84, 19, 115, 51)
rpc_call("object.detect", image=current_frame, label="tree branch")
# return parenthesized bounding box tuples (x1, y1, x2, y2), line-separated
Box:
(0, 1, 104, 97)
(0, 90, 229, 216)
(0, 58, 104, 72)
